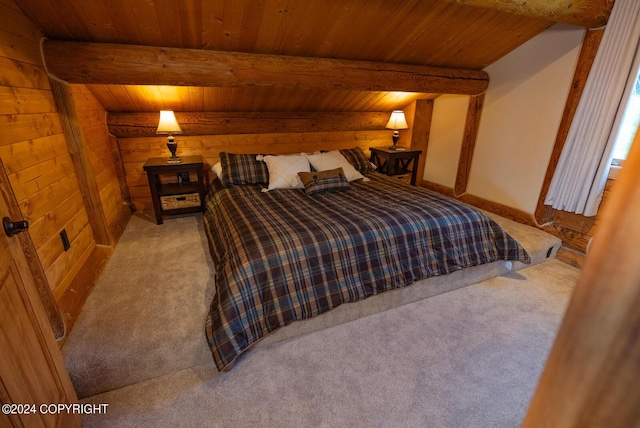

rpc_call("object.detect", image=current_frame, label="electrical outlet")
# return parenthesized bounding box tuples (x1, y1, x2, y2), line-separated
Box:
(60, 229, 70, 251)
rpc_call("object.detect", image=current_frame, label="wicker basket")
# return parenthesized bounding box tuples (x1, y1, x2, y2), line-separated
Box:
(160, 193, 201, 210)
(393, 173, 412, 184)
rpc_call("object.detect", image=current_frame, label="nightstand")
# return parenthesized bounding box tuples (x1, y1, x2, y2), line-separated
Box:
(369, 147, 422, 185)
(143, 155, 206, 225)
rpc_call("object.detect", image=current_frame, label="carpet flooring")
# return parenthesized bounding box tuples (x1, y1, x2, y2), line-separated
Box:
(62, 213, 580, 427)
(81, 257, 578, 428)
(62, 214, 216, 398)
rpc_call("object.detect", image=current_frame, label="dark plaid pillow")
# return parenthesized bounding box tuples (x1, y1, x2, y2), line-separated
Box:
(339, 147, 375, 174)
(298, 168, 350, 196)
(219, 152, 269, 187)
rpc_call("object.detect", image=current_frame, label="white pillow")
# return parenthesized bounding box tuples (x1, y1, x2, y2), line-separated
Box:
(258, 154, 310, 191)
(211, 161, 222, 179)
(304, 151, 365, 182)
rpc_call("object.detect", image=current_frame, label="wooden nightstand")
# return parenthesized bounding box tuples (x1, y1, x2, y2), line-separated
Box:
(143, 155, 206, 225)
(369, 147, 422, 185)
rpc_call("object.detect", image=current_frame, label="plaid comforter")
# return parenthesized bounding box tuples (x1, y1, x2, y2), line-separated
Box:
(204, 173, 530, 370)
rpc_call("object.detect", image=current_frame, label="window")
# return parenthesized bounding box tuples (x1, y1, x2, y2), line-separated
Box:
(612, 73, 640, 166)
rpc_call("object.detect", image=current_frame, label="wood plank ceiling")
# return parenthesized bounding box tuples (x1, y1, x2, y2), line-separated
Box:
(17, 0, 560, 113)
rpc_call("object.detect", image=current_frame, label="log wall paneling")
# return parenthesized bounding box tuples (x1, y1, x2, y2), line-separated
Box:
(455, 93, 484, 196)
(534, 28, 605, 225)
(0, 2, 89, 336)
(50, 80, 112, 247)
(523, 127, 640, 428)
(0, 56, 51, 90)
(0, 112, 63, 145)
(47, 83, 133, 334)
(49, 226, 96, 301)
(37, 209, 89, 273)
(107, 111, 392, 138)
(119, 130, 391, 213)
(42, 41, 490, 96)
(0, 133, 69, 174)
(8, 154, 76, 202)
(27, 192, 84, 249)
(543, 178, 614, 255)
(68, 84, 132, 242)
(0, 87, 58, 115)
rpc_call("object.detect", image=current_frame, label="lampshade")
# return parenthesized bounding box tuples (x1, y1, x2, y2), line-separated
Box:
(385, 110, 409, 130)
(156, 110, 182, 134)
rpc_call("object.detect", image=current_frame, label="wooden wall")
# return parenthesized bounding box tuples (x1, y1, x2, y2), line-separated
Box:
(69, 85, 131, 241)
(0, 1, 131, 336)
(120, 131, 390, 213)
(0, 0, 95, 301)
(543, 178, 614, 263)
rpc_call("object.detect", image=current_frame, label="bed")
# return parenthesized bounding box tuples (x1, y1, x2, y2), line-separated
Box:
(203, 150, 530, 371)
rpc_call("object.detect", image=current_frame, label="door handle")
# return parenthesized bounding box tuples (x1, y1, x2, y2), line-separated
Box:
(3, 217, 29, 237)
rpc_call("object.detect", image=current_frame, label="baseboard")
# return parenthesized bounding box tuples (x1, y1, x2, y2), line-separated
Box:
(555, 246, 586, 269)
(108, 202, 133, 245)
(55, 202, 132, 346)
(421, 181, 540, 228)
(56, 245, 113, 348)
(422, 181, 456, 197)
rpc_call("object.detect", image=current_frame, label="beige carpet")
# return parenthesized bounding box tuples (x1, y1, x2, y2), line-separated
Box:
(61, 211, 578, 426)
(63, 211, 560, 400)
(62, 214, 216, 398)
(81, 258, 579, 428)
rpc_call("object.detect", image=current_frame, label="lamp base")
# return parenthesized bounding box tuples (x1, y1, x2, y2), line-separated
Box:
(166, 137, 181, 163)
(388, 132, 403, 150)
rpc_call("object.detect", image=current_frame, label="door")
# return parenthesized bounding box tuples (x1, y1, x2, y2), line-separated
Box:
(0, 188, 80, 426)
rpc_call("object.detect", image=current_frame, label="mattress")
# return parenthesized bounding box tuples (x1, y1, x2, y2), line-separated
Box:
(203, 173, 530, 370)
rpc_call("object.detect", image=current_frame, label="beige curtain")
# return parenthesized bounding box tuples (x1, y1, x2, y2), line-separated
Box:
(545, 0, 640, 217)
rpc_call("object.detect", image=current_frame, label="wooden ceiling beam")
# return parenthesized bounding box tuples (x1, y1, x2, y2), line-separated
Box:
(42, 41, 489, 96)
(444, 0, 613, 28)
(107, 111, 391, 138)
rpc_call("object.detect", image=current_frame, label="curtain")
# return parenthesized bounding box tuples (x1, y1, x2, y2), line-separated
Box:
(544, 0, 640, 217)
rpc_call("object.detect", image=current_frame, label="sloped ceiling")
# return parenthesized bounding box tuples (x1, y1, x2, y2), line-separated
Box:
(17, 0, 609, 113)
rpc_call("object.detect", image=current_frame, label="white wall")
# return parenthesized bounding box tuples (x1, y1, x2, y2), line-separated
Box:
(424, 24, 586, 213)
(467, 24, 586, 213)
(424, 95, 470, 187)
